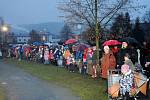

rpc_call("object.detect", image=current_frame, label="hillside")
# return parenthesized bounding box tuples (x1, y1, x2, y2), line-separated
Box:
(19, 22, 64, 35)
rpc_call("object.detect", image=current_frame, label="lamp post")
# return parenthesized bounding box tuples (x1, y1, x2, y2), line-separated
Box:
(0, 24, 9, 58)
(42, 35, 46, 42)
(0, 25, 8, 45)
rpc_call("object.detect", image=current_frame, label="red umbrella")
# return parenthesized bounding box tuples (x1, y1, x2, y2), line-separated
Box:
(103, 40, 121, 46)
(65, 39, 77, 45)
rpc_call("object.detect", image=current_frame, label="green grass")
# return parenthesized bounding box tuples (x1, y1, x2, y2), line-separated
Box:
(0, 86, 6, 100)
(4, 59, 107, 100)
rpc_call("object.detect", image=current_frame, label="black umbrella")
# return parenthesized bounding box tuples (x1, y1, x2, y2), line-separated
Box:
(76, 43, 90, 51)
(120, 37, 138, 45)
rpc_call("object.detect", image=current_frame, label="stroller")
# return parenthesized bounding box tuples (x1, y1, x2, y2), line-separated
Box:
(108, 69, 148, 100)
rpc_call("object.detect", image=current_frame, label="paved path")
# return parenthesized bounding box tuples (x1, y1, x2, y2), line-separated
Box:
(0, 60, 81, 100)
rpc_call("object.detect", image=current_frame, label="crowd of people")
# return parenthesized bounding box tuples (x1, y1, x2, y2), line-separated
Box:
(0, 40, 150, 99)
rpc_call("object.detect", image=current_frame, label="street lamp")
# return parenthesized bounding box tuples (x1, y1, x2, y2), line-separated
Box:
(1, 25, 8, 32)
(0, 25, 9, 45)
(42, 36, 46, 42)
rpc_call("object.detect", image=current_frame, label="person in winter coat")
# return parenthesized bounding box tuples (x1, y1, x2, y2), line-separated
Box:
(111, 46, 120, 58)
(49, 49, 54, 63)
(140, 41, 150, 70)
(64, 49, 71, 59)
(44, 48, 50, 64)
(124, 53, 135, 72)
(68, 54, 75, 72)
(130, 46, 138, 64)
(53, 48, 59, 60)
(117, 42, 130, 69)
(91, 46, 98, 78)
(119, 64, 134, 100)
(0, 49, 2, 59)
(101, 46, 116, 79)
(57, 50, 63, 66)
(15, 46, 19, 59)
(19, 45, 24, 61)
(24, 47, 31, 61)
(87, 48, 93, 75)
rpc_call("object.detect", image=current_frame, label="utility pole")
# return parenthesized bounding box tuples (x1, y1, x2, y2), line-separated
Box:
(95, 0, 100, 66)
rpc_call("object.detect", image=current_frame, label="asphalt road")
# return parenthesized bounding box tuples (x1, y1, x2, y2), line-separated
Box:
(0, 60, 81, 100)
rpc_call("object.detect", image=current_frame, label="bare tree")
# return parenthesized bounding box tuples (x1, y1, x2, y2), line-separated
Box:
(58, 0, 142, 29)
(143, 9, 150, 23)
(58, 0, 143, 66)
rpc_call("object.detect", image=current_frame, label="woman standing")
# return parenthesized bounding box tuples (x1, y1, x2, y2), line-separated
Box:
(101, 46, 116, 79)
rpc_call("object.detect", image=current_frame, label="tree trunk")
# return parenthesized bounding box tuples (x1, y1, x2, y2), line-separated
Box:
(95, 0, 100, 67)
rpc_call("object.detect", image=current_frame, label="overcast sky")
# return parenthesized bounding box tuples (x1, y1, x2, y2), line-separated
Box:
(0, 0, 62, 25)
(0, 0, 149, 25)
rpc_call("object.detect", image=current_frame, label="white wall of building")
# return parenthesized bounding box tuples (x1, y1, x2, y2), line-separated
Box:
(17, 36, 31, 43)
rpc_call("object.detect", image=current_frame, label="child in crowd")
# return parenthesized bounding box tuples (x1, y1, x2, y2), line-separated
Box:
(124, 53, 135, 72)
(44, 48, 50, 64)
(119, 64, 134, 100)
(68, 54, 75, 72)
(81, 62, 87, 75)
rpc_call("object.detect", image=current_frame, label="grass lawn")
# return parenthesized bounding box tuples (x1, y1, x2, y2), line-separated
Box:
(4, 59, 107, 100)
(0, 86, 6, 100)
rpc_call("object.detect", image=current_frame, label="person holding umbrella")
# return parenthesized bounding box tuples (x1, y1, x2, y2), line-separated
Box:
(101, 46, 116, 79)
(117, 42, 130, 69)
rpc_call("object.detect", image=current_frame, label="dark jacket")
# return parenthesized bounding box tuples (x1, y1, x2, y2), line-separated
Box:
(117, 48, 130, 67)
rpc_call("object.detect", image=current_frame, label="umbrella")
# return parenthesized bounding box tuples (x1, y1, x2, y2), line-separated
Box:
(103, 40, 122, 46)
(32, 42, 43, 46)
(76, 43, 90, 51)
(120, 37, 138, 45)
(65, 39, 77, 45)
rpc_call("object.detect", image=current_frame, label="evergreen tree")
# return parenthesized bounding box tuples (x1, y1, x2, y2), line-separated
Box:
(110, 13, 124, 39)
(133, 17, 144, 43)
(110, 12, 132, 39)
(143, 9, 150, 23)
(124, 12, 132, 37)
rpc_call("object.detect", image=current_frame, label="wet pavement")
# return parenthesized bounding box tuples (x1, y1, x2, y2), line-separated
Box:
(0, 60, 81, 100)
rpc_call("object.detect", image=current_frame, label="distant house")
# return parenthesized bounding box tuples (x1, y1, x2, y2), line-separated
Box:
(51, 34, 60, 43)
(38, 32, 60, 43)
(15, 34, 31, 44)
(7, 32, 16, 44)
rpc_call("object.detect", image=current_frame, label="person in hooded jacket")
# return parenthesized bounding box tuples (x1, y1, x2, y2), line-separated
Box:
(119, 64, 134, 100)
